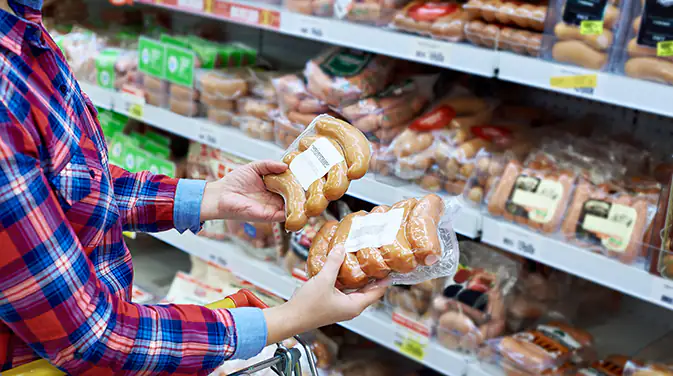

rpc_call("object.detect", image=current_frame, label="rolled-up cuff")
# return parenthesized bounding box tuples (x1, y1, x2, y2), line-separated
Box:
(228, 307, 268, 360)
(173, 179, 206, 233)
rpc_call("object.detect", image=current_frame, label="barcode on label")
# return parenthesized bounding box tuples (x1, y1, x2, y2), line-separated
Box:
(344, 209, 404, 253)
(310, 145, 330, 168)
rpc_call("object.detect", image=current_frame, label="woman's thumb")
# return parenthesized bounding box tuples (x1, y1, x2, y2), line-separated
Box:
(318, 245, 346, 283)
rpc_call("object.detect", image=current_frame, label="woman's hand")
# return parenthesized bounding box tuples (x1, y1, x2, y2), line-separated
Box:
(200, 160, 287, 222)
(263, 246, 389, 344)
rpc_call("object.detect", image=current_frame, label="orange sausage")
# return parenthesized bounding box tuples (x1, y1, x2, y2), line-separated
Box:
(407, 194, 445, 265)
(380, 199, 418, 273)
(307, 220, 339, 278)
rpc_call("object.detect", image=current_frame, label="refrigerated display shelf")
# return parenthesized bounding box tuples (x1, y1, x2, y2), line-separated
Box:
(150, 229, 470, 376)
(133, 0, 673, 118)
(81, 82, 673, 317)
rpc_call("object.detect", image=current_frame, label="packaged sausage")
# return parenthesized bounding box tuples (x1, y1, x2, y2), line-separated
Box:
(464, 21, 544, 56)
(304, 47, 396, 108)
(464, 0, 548, 31)
(392, 1, 469, 42)
(481, 322, 594, 375)
(273, 73, 330, 114)
(273, 111, 306, 149)
(616, 0, 673, 85)
(284, 215, 335, 282)
(263, 114, 372, 232)
(560, 179, 658, 265)
(334, 0, 411, 25)
(285, 0, 334, 17)
(545, 0, 630, 70)
(369, 141, 395, 177)
(236, 96, 279, 121)
(226, 220, 287, 262)
(433, 241, 520, 354)
(249, 70, 282, 101)
(237, 116, 275, 141)
(306, 193, 460, 289)
(196, 68, 250, 101)
(335, 75, 435, 143)
(387, 94, 495, 182)
(386, 278, 445, 317)
(573, 355, 631, 376)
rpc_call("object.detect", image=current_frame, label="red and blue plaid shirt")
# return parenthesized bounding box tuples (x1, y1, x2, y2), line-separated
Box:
(0, 1, 266, 374)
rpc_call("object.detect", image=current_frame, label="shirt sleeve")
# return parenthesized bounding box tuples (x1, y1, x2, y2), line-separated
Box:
(0, 121, 266, 374)
(173, 179, 207, 233)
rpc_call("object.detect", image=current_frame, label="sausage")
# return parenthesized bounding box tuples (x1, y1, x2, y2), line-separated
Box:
(407, 194, 445, 265)
(305, 178, 329, 217)
(307, 220, 339, 278)
(330, 211, 370, 289)
(380, 199, 418, 273)
(604, 4, 620, 30)
(356, 205, 392, 279)
(625, 57, 673, 85)
(552, 40, 608, 70)
(298, 135, 350, 201)
(315, 116, 371, 180)
(264, 171, 309, 232)
(554, 23, 614, 51)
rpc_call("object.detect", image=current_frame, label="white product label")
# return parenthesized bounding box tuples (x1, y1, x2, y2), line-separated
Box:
(410, 39, 450, 65)
(178, 0, 204, 11)
(581, 202, 637, 253)
(344, 209, 404, 253)
(289, 137, 344, 190)
(510, 177, 564, 224)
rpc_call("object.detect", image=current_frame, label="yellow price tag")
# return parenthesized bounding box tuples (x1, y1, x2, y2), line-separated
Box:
(397, 337, 427, 360)
(205, 0, 213, 12)
(129, 103, 144, 119)
(657, 41, 673, 57)
(580, 20, 603, 35)
(550, 74, 597, 89)
(123, 231, 137, 239)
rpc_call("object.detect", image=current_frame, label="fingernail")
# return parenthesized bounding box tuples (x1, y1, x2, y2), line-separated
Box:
(333, 245, 345, 256)
(425, 255, 439, 266)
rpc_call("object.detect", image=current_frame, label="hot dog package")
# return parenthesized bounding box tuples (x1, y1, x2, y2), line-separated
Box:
(273, 73, 330, 114)
(392, 1, 469, 42)
(334, 75, 435, 143)
(544, 0, 630, 71)
(464, 21, 544, 56)
(226, 220, 287, 262)
(433, 241, 519, 354)
(386, 278, 446, 318)
(334, 0, 410, 25)
(464, 0, 547, 31)
(285, 0, 334, 17)
(616, 0, 673, 85)
(480, 321, 594, 375)
(263, 114, 372, 232)
(304, 47, 396, 108)
(386, 94, 495, 183)
(284, 215, 335, 282)
(306, 194, 460, 290)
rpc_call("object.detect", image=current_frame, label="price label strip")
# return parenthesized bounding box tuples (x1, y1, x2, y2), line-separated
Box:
(118, 91, 146, 120)
(411, 39, 450, 65)
(392, 312, 431, 361)
(580, 20, 603, 35)
(197, 124, 220, 147)
(651, 277, 673, 307)
(658, 41, 673, 57)
(550, 74, 597, 89)
(499, 224, 541, 258)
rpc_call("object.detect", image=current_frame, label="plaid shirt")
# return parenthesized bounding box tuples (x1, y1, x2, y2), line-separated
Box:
(0, 1, 266, 374)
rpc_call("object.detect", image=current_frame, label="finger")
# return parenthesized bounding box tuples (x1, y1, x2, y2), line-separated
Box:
(269, 210, 286, 222)
(317, 245, 346, 284)
(348, 285, 388, 311)
(249, 160, 288, 176)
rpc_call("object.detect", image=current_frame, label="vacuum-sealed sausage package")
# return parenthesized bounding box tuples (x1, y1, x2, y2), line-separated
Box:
(391, 1, 469, 41)
(386, 94, 495, 182)
(304, 47, 396, 108)
(236, 96, 279, 121)
(264, 114, 372, 232)
(616, 0, 673, 85)
(464, 21, 544, 56)
(273, 73, 330, 114)
(283, 215, 335, 282)
(273, 111, 306, 149)
(433, 241, 519, 354)
(306, 193, 460, 289)
(464, 0, 548, 31)
(560, 179, 658, 265)
(285, 0, 335, 17)
(334, 0, 411, 25)
(237, 116, 275, 141)
(544, 0, 630, 70)
(226, 220, 287, 262)
(386, 278, 446, 317)
(480, 321, 594, 375)
(335, 75, 436, 143)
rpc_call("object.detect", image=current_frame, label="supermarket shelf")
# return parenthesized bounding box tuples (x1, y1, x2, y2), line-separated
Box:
(498, 53, 673, 118)
(82, 83, 482, 238)
(481, 215, 673, 312)
(135, 0, 498, 77)
(151, 229, 470, 376)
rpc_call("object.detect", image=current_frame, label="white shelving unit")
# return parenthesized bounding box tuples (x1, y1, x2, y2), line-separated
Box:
(151, 230, 470, 376)
(134, 0, 673, 118)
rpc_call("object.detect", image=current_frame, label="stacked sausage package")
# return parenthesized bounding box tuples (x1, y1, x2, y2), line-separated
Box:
(334, 0, 410, 25)
(391, 1, 469, 42)
(545, 0, 630, 70)
(235, 70, 281, 141)
(198, 68, 250, 125)
(616, 0, 673, 85)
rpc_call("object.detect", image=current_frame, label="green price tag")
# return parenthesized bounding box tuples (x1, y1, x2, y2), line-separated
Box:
(164, 44, 195, 87)
(95, 49, 121, 89)
(580, 20, 603, 35)
(397, 337, 427, 361)
(129, 103, 144, 119)
(657, 41, 673, 57)
(138, 37, 166, 78)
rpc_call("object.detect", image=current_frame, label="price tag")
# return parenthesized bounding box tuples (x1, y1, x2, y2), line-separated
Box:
(499, 225, 540, 257)
(392, 312, 430, 361)
(657, 41, 673, 57)
(411, 39, 450, 65)
(230, 4, 260, 24)
(118, 92, 146, 120)
(197, 125, 220, 147)
(580, 20, 603, 35)
(651, 276, 673, 307)
(550, 66, 598, 96)
(178, 0, 204, 10)
(297, 16, 326, 39)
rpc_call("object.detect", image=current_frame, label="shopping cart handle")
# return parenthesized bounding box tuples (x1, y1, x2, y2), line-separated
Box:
(3, 289, 269, 376)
